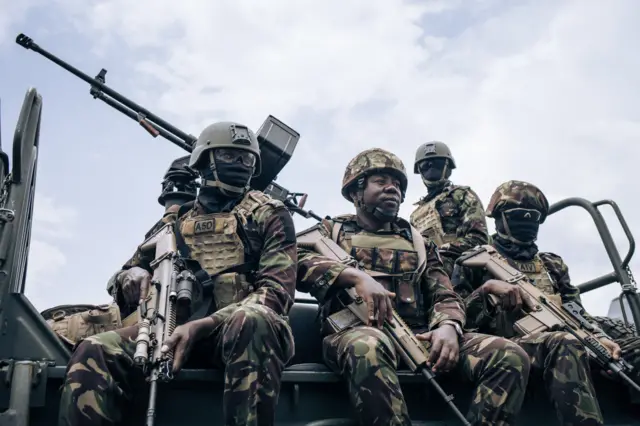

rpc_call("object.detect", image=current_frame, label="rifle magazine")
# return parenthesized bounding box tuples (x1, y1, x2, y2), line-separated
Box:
(326, 308, 361, 334)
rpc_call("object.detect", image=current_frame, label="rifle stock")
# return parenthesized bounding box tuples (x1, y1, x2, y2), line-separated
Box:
(131, 223, 197, 426)
(458, 245, 640, 393)
(296, 225, 471, 426)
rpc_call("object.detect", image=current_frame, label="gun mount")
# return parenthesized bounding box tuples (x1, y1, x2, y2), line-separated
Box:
(15, 33, 310, 217)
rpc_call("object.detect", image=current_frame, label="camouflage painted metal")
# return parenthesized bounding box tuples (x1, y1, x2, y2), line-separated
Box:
(412, 141, 457, 173)
(485, 180, 550, 223)
(341, 148, 408, 202)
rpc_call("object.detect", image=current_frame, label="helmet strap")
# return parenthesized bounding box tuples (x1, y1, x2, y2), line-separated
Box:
(200, 151, 248, 197)
(352, 176, 399, 223)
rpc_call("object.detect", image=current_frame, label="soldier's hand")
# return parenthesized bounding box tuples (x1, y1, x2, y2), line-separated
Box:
(482, 279, 532, 312)
(118, 267, 152, 306)
(339, 268, 396, 329)
(161, 317, 217, 373)
(417, 324, 460, 373)
(600, 337, 622, 360)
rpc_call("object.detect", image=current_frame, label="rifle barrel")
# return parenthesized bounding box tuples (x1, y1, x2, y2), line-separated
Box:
(419, 368, 471, 426)
(617, 370, 640, 393)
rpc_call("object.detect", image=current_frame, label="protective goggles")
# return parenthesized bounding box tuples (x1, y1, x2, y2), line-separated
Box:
(212, 148, 257, 168)
(418, 158, 447, 172)
(502, 208, 542, 223)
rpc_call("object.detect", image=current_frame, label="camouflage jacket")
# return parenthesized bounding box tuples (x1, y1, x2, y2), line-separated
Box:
(297, 214, 466, 332)
(452, 237, 600, 335)
(108, 191, 297, 322)
(410, 181, 489, 258)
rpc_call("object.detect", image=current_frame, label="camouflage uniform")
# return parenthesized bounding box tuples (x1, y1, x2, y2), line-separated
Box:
(409, 142, 489, 276)
(297, 149, 530, 426)
(452, 180, 634, 425)
(58, 122, 297, 426)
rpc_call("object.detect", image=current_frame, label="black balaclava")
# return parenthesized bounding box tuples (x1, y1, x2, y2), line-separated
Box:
(197, 150, 254, 212)
(493, 208, 542, 260)
(418, 158, 452, 194)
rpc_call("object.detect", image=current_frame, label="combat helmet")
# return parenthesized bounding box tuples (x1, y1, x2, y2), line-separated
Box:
(341, 148, 408, 203)
(189, 121, 262, 177)
(413, 141, 456, 174)
(486, 180, 550, 224)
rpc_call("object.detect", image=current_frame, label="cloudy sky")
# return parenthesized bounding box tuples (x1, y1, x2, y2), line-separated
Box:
(0, 0, 638, 318)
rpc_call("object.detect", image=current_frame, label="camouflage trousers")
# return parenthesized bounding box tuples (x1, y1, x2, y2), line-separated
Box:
(58, 303, 295, 426)
(511, 330, 603, 426)
(592, 316, 640, 404)
(323, 326, 530, 426)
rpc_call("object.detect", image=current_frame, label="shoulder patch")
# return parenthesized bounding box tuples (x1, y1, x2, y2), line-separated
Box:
(446, 185, 470, 196)
(538, 251, 563, 262)
(333, 213, 356, 223)
(538, 251, 567, 274)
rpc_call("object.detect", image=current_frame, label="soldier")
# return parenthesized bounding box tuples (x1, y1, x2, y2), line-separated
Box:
(58, 122, 297, 426)
(297, 148, 530, 426)
(452, 179, 639, 425)
(410, 141, 489, 276)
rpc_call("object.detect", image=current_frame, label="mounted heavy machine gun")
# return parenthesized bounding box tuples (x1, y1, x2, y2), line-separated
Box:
(15, 33, 320, 221)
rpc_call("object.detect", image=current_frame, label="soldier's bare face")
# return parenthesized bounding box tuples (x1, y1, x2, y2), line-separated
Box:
(364, 173, 402, 209)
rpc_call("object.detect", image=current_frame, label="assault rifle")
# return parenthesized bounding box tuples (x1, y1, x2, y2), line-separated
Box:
(15, 33, 314, 218)
(296, 224, 471, 426)
(458, 245, 640, 393)
(131, 223, 197, 426)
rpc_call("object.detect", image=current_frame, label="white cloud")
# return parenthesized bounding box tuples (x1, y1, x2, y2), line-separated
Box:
(22, 195, 77, 311)
(32, 193, 78, 239)
(0, 0, 42, 47)
(25, 0, 640, 317)
(23, 239, 66, 310)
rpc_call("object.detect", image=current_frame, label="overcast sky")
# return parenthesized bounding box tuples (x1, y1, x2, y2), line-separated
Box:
(0, 0, 638, 318)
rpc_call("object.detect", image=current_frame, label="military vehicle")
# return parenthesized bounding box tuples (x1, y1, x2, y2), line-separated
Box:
(1, 34, 639, 426)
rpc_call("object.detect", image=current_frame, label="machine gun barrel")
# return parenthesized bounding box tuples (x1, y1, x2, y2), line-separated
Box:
(15, 33, 196, 152)
(16, 32, 316, 220)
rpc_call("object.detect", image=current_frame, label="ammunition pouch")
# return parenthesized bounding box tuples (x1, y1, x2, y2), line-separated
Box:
(41, 303, 123, 347)
(212, 272, 254, 311)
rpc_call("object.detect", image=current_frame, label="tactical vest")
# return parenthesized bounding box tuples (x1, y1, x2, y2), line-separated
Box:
(330, 217, 428, 328)
(509, 254, 562, 306)
(411, 186, 463, 246)
(178, 190, 277, 312)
